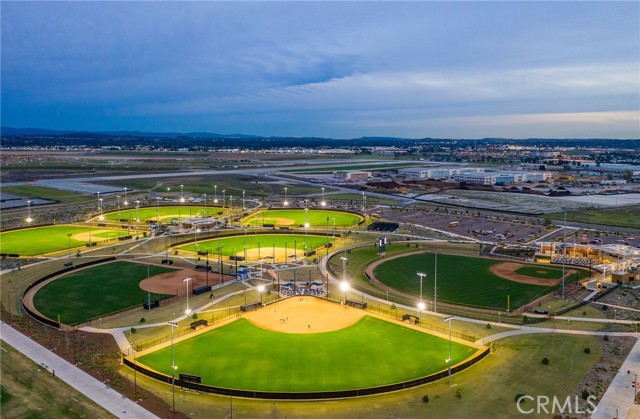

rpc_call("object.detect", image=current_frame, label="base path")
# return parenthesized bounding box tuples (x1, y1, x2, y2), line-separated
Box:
(0, 322, 158, 419)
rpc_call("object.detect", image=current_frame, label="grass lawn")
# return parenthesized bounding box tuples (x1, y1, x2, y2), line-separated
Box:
(33, 261, 175, 325)
(0, 185, 92, 204)
(100, 205, 223, 222)
(552, 205, 640, 228)
(372, 253, 590, 310)
(181, 234, 333, 257)
(514, 265, 570, 280)
(0, 225, 128, 256)
(242, 209, 362, 227)
(138, 316, 476, 391)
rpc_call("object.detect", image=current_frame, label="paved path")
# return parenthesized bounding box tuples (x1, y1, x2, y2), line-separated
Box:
(1, 321, 159, 419)
(592, 338, 640, 419)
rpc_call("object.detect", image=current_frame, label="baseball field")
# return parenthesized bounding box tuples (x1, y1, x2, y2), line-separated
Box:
(180, 234, 335, 261)
(137, 299, 476, 392)
(242, 209, 362, 227)
(369, 252, 591, 310)
(0, 225, 130, 256)
(99, 205, 223, 222)
(29, 261, 176, 325)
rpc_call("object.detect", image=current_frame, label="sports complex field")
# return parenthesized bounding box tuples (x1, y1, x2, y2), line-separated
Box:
(181, 234, 335, 261)
(137, 312, 476, 392)
(242, 209, 362, 227)
(99, 205, 223, 222)
(0, 225, 129, 256)
(30, 261, 175, 325)
(370, 252, 591, 310)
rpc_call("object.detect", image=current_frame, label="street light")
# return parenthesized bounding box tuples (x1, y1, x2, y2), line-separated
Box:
(183, 277, 192, 315)
(26, 200, 33, 224)
(321, 187, 326, 207)
(304, 207, 309, 229)
(168, 320, 179, 419)
(417, 272, 426, 313)
(242, 190, 246, 211)
(444, 315, 454, 386)
(203, 194, 207, 216)
(98, 197, 104, 220)
(222, 190, 226, 210)
(257, 284, 265, 305)
(214, 185, 218, 204)
(180, 185, 185, 203)
(116, 195, 121, 219)
(123, 187, 128, 206)
(362, 192, 366, 211)
(284, 187, 289, 206)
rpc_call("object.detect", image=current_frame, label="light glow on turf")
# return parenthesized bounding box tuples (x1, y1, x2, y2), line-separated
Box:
(340, 281, 349, 291)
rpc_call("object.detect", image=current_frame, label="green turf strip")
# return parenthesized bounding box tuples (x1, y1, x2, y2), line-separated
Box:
(514, 265, 568, 280)
(372, 253, 590, 310)
(33, 261, 175, 325)
(138, 316, 475, 392)
(100, 206, 223, 221)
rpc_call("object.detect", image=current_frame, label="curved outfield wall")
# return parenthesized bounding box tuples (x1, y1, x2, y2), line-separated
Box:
(124, 345, 489, 400)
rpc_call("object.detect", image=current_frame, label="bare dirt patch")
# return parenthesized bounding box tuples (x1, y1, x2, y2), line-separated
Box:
(244, 297, 365, 334)
(489, 262, 577, 286)
(139, 268, 225, 295)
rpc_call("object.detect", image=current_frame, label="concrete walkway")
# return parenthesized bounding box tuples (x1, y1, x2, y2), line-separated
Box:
(592, 338, 640, 419)
(1, 321, 159, 419)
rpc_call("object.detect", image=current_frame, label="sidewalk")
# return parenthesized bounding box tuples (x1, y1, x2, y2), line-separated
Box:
(592, 337, 640, 419)
(0, 322, 158, 419)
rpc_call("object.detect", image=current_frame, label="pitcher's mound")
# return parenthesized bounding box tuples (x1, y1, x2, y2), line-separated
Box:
(244, 297, 365, 334)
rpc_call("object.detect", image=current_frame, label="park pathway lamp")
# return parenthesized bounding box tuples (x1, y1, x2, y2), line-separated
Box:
(214, 185, 218, 203)
(321, 187, 326, 207)
(168, 320, 179, 419)
(123, 187, 128, 206)
(258, 285, 265, 305)
(26, 200, 33, 224)
(444, 316, 454, 386)
(284, 187, 289, 206)
(183, 277, 192, 315)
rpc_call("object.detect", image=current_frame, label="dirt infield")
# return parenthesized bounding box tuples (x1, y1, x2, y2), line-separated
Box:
(72, 230, 114, 242)
(139, 268, 225, 295)
(244, 297, 364, 334)
(488, 262, 577, 286)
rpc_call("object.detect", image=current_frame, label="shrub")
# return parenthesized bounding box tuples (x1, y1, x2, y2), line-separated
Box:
(139, 317, 146, 323)
(522, 315, 528, 324)
(581, 389, 590, 400)
(603, 335, 609, 342)
(514, 393, 526, 403)
(455, 390, 461, 399)
(174, 250, 178, 255)
(582, 310, 587, 316)
(130, 327, 136, 334)
(422, 395, 429, 403)
(542, 357, 549, 365)
(486, 323, 492, 329)
(584, 347, 591, 354)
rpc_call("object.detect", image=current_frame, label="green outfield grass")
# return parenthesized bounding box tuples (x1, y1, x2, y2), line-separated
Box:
(33, 261, 175, 325)
(372, 253, 591, 310)
(242, 209, 362, 227)
(99, 205, 223, 222)
(181, 234, 333, 258)
(0, 225, 128, 256)
(138, 316, 475, 391)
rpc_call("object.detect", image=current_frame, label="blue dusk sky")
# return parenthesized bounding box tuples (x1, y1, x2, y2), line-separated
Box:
(1, 1, 638, 139)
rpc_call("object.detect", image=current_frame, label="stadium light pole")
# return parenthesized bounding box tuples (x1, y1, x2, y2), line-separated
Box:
(284, 187, 288, 206)
(123, 187, 128, 206)
(417, 272, 426, 312)
(26, 200, 33, 224)
(214, 185, 218, 204)
(180, 185, 185, 203)
(321, 187, 326, 207)
(183, 277, 192, 316)
(340, 280, 349, 304)
(222, 190, 226, 211)
(99, 198, 104, 220)
(434, 252, 438, 313)
(258, 284, 265, 305)
(362, 192, 366, 211)
(67, 233, 72, 260)
(203, 194, 207, 217)
(242, 190, 246, 211)
(168, 320, 179, 419)
(116, 195, 121, 219)
(562, 208, 567, 300)
(444, 316, 454, 386)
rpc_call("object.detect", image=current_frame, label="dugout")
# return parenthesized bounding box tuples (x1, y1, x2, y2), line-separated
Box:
(346, 300, 367, 310)
(402, 314, 419, 324)
(241, 301, 262, 312)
